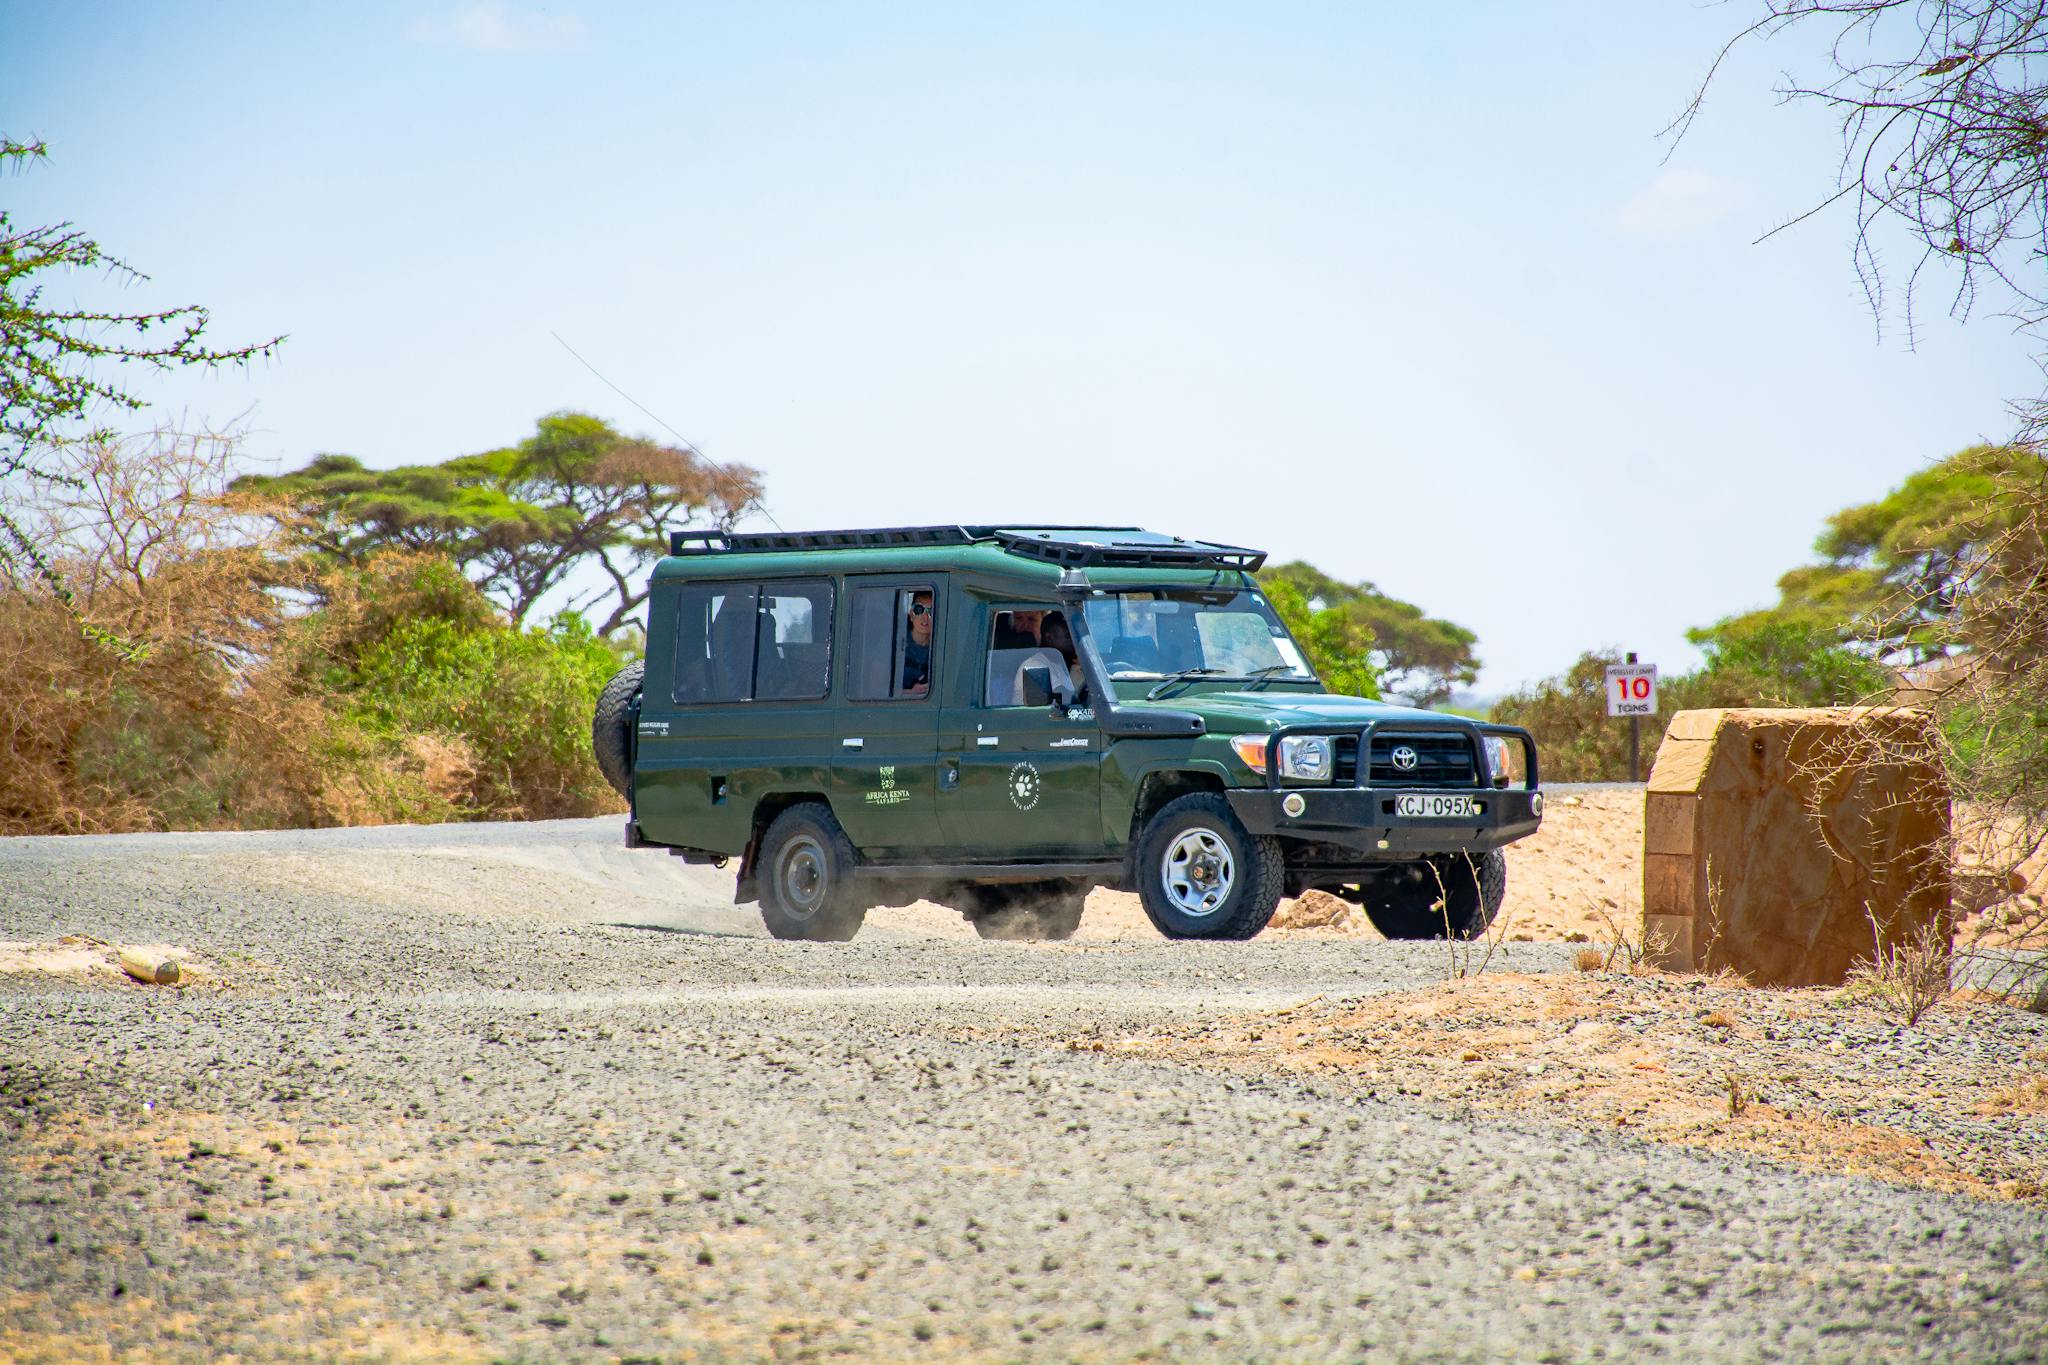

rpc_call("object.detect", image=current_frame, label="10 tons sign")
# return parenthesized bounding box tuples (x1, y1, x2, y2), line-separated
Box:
(1605, 663, 1658, 717)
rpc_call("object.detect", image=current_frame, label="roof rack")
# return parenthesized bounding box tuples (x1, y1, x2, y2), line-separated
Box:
(667, 525, 1267, 573)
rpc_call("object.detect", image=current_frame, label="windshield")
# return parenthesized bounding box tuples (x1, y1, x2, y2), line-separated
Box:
(1082, 589, 1316, 682)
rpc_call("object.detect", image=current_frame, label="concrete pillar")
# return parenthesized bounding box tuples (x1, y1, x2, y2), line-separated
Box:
(1642, 708, 1951, 986)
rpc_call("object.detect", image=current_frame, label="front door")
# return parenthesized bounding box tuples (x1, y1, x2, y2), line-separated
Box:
(938, 600, 1102, 856)
(830, 575, 946, 857)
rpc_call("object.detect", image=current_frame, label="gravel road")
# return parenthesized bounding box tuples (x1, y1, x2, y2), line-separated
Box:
(3, 817, 2045, 1363)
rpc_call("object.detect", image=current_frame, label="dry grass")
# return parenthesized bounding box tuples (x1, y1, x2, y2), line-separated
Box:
(1, 430, 623, 835)
(1094, 973, 2048, 1204)
(1844, 912, 1954, 1025)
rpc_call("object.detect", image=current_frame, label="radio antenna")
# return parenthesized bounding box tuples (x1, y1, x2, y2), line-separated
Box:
(550, 331, 782, 532)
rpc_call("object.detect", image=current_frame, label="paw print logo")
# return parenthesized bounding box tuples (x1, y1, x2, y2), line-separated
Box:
(1007, 761, 1042, 811)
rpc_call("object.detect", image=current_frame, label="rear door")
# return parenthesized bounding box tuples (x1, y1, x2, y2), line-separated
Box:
(938, 600, 1102, 856)
(830, 575, 945, 858)
(633, 579, 763, 855)
(635, 577, 838, 855)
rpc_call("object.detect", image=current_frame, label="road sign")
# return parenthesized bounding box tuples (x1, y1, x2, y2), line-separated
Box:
(1606, 662, 1658, 718)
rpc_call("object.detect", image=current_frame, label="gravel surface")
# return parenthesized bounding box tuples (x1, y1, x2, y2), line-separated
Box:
(3, 817, 2046, 1363)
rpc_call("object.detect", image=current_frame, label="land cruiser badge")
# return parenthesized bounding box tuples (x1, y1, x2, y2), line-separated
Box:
(1008, 761, 1042, 811)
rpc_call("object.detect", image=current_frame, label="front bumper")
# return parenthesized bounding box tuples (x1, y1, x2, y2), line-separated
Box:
(1227, 717, 1543, 857)
(1227, 785, 1542, 855)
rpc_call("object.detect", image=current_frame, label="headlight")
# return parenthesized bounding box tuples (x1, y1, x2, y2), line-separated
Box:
(1228, 734, 1332, 781)
(1483, 735, 1518, 788)
(1278, 735, 1333, 782)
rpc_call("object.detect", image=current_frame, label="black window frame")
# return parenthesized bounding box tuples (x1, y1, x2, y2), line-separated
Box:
(670, 580, 758, 706)
(846, 581, 940, 703)
(980, 601, 1077, 709)
(752, 577, 836, 704)
(669, 577, 836, 706)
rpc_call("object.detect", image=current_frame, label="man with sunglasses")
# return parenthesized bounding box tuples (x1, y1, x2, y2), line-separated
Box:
(901, 590, 935, 695)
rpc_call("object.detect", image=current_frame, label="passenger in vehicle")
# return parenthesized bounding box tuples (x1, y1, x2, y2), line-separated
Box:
(992, 611, 1036, 650)
(1041, 612, 1077, 669)
(901, 591, 934, 695)
(1010, 610, 1078, 704)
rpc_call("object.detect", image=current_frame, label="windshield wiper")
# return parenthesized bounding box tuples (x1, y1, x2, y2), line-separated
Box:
(1145, 668, 1224, 700)
(1236, 664, 1307, 692)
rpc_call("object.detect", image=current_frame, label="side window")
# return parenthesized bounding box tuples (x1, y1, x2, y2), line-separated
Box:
(848, 584, 937, 701)
(755, 579, 834, 701)
(672, 582, 758, 704)
(983, 606, 1081, 708)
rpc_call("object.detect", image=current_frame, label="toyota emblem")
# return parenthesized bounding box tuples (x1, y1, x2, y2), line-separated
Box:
(1391, 744, 1420, 772)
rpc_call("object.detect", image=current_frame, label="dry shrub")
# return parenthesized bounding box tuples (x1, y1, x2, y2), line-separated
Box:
(1844, 913, 1953, 1026)
(293, 548, 499, 675)
(0, 429, 621, 834)
(1860, 459, 2048, 999)
(0, 429, 363, 833)
(1589, 886, 1668, 975)
(1572, 947, 1606, 973)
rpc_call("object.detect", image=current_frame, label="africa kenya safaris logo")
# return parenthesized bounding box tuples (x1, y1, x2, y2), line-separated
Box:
(1007, 761, 1042, 811)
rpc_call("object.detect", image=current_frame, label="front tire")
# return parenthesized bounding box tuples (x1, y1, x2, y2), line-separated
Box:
(1357, 851, 1507, 941)
(1133, 794, 1284, 940)
(756, 804, 869, 942)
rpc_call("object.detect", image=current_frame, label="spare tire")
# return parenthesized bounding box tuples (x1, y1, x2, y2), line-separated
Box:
(591, 659, 644, 798)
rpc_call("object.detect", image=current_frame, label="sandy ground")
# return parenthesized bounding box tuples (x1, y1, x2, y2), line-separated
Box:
(1097, 970, 2048, 1205)
(863, 783, 1648, 944)
(5, 814, 2048, 1362)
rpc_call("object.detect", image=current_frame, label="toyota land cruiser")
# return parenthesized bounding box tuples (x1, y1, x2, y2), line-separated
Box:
(592, 526, 1542, 942)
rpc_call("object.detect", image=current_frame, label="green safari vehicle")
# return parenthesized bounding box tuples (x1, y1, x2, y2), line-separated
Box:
(591, 526, 1543, 942)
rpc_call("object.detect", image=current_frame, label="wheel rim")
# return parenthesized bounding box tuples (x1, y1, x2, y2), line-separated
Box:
(1161, 827, 1235, 917)
(777, 834, 829, 918)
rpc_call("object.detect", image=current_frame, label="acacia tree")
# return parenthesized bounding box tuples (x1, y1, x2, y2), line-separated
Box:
(240, 411, 761, 630)
(1690, 443, 2037, 667)
(1258, 560, 1478, 706)
(0, 139, 283, 593)
(1683, 3, 2048, 971)
(1673, 2, 2048, 406)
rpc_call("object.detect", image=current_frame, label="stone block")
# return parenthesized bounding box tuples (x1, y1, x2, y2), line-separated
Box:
(1643, 915, 1694, 971)
(1663, 710, 1727, 743)
(1645, 737, 1715, 793)
(1644, 852, 1702, 919)
(1639, 708, 1951, 987)
(1644, 793, 1696, 857)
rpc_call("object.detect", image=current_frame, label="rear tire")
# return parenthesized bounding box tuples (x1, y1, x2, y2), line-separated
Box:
(962, 881, 1087, 941)
(1133, 794, 1284, 940)
(591, 660, 644, 798)
(756, 804, 868, 942)
(1358, 851, 1507, 941)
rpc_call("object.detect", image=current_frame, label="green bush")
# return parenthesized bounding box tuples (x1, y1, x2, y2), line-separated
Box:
(1689, 617, 1891, 706)
(1492, 652, 1765, 783)
(337, 607, 622, 820)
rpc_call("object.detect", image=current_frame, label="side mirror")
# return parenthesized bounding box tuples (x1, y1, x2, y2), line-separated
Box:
(1020, 665, 1054, 708)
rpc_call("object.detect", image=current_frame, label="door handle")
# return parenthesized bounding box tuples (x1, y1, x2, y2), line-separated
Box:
(842, 737, 864, 749)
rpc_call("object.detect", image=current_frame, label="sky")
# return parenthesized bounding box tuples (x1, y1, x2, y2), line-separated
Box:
(4, 1, 2035, 694)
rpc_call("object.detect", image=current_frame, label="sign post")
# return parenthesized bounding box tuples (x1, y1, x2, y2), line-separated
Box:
(1604, 653, 1659, 782)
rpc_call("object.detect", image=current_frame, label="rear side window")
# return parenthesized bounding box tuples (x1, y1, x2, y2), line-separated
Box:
(755, 580, 834, 701)
(672, 579, 836, 704)
(847, 584, 938, 701)
(673, 583, 759, 703)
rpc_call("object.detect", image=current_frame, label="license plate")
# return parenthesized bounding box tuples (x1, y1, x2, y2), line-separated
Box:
(1397, 792, 1477, 819)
